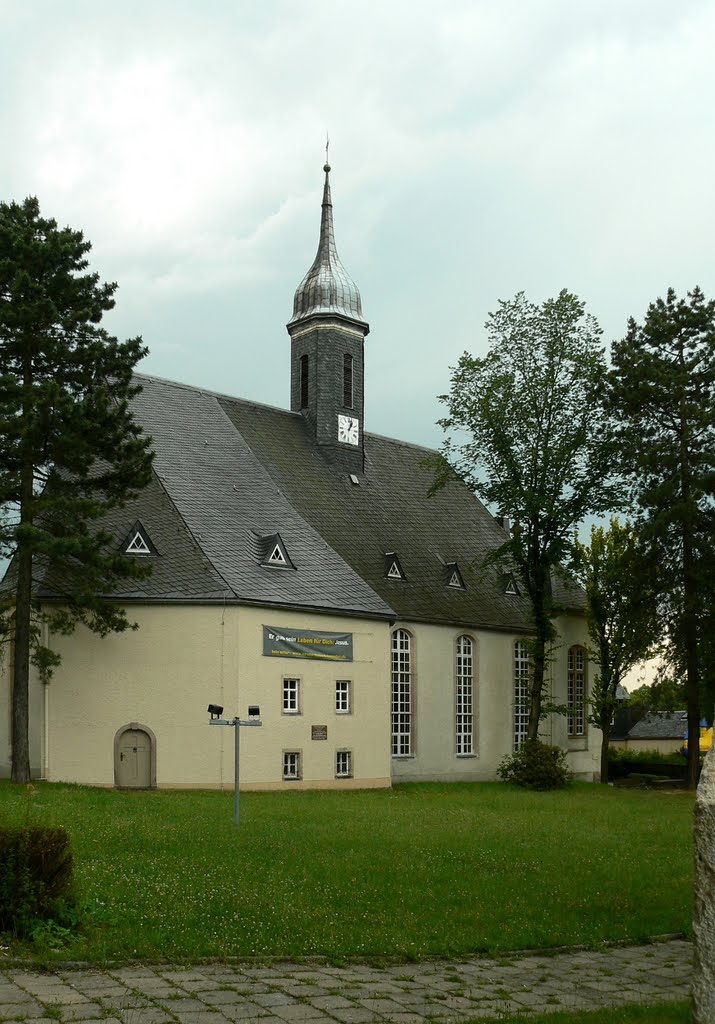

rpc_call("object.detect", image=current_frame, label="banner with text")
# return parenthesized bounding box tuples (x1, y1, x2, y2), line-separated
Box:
(262, 625, 353, 662)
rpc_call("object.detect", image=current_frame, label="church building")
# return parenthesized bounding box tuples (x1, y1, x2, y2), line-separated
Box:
(0, 164, 599, 787)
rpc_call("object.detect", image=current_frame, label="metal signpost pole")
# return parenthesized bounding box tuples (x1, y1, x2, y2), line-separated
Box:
(234, 717, 240, 825)
(207, 706, 262, 826)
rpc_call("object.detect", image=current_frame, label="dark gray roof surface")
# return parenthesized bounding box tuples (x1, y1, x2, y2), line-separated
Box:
(627, 711, 688, 740)
(220, 394, 545, 630)
(121, 376, 391, 617)
(23, 372, 585, 628)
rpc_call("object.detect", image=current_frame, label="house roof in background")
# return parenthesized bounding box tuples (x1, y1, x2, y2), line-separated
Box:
(627, 711, 688, 741)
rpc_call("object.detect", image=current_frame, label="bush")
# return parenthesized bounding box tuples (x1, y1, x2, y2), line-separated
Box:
(0, 826, 75, 938)
(497, 740, 573, 791)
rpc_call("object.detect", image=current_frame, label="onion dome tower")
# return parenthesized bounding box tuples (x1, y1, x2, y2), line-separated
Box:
(287, 161, 369, 474)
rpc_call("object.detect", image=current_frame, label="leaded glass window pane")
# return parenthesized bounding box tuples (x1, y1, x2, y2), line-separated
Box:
(391, 629, 411, 756)
(456, 635, 474, 755)
(514, 641, 530, 751)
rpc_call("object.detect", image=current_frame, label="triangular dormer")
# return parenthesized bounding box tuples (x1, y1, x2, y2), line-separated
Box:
(504, 573, 521, 596)
(445, 562, 466, 590)
(121, 521, 157, 556)
(261, 533, 295, 570)
(384, 552, 405, 581)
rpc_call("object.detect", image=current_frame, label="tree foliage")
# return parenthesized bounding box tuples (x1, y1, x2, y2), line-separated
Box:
(610, 286, 715, 788)
(573, 519, 660, 782)
(0, 197, 154, 783)
(437, 290, 617, 739)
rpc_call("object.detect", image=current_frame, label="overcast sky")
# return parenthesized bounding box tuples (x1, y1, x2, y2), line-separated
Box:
(2, 0, 714, 451)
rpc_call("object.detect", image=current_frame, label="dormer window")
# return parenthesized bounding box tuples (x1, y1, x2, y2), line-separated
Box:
(121, 521, 157, 556)
(504, 574, 521, 596)
(268, 544, 287, 566)
(445, 561, 465, 590)
(384, 552, 406, 580)
(259, 533, 295, 570)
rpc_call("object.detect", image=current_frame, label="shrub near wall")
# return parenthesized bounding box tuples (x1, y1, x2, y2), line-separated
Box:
(0, 826, 75, 937)
(497, 740, 573, 790)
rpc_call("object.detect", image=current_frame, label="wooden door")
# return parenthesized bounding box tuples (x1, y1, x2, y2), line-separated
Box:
(116, 729, 151, 788)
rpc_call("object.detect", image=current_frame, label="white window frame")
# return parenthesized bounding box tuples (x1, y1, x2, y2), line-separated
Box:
(126, 531, 151, 555)
(456, 635, 474, 755)
(568, 646, 586, 737)
(335, 679, 351, 714)
(335, 749, 352, 778)
(391, 629, 412, 756)
(283, 750, 301, 780)
(514, 640, 530, 751)
(282, 677, 300, 715)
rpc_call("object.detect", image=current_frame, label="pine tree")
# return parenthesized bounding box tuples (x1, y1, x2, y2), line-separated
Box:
(0, 197, 154, 783)
(611, 286, 715, 789)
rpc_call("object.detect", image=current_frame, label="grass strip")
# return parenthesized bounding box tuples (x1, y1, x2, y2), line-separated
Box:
(491, 1000, 690, 1023)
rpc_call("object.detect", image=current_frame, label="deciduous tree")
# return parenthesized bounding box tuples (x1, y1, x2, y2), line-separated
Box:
(437, 290, 617, 739)
(0, 197, 154, 783)
(574, 519, 660, 782)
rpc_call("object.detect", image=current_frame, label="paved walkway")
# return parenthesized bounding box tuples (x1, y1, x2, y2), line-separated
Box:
(0, 940, 692, 1023)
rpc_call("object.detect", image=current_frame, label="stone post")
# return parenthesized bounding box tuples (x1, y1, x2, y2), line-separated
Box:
(693, 743, 715, 1023)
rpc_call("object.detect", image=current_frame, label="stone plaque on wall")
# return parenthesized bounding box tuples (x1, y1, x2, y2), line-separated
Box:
(311, 725, 328, 741)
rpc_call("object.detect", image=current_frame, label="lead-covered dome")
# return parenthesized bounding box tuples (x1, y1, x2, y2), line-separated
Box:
(288, 163, 367, 327)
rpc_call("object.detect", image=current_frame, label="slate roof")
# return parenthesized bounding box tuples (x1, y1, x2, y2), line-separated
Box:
(627, 711, 688, 741)
(50, 371, 582, 632)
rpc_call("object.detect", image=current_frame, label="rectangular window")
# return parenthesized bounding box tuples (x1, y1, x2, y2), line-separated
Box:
(514, 641, 530, 751)
(283, 751, 301, 780)
(456, 635, 474, 755)
(568, 647, 586, 736)
(336, 750, 352, 778)
(343, 353, 353, 408)
(391, 629, 412, 756)
(283, 677, 300, 714)
(300, 354, 309, 409)
(335, 679, 351, 714)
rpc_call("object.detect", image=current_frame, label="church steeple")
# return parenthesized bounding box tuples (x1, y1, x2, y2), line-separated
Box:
(288, 161, 369, 474)
(289, 163, 367, 329)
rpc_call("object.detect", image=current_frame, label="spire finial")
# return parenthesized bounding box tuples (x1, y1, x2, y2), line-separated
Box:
(324, 132, 330, 173)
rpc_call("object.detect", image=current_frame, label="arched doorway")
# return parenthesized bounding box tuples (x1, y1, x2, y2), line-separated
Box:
(114, 723, 156, 789)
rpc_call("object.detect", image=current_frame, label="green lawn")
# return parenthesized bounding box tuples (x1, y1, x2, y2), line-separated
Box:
(493, 1003, 690, 1024)
(0, 780, 693, 961)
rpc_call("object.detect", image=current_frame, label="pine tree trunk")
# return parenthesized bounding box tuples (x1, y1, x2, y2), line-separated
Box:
(684, 547, 701, 790)
(12, 361, 35, 785)
(679, 383, 701, 791)
(11, 545, 32, 784)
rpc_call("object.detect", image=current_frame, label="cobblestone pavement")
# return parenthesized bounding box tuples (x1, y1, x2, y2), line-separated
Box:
(0, 940, 691, 1023)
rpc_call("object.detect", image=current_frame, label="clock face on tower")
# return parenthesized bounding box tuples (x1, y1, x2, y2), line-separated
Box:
(337, 414, 360, 446)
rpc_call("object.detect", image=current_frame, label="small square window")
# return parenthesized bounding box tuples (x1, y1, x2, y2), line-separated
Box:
(283, 678, 300, 714)
(335, 679, 351, 714)
(283, 751, 301, 780)
(336, 750, 352, 778)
